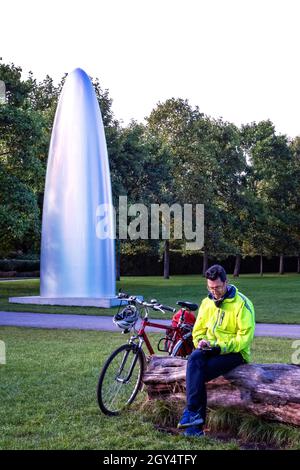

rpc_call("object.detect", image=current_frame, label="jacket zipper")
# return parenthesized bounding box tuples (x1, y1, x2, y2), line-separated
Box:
(213, 309, 220, 334)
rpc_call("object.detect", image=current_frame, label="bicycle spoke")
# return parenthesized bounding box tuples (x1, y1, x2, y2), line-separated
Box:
(98, 345, 143, 415)
(98, 294, 196, 415)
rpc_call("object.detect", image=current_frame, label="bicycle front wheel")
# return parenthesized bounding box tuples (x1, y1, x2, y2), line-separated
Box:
(97, 344, 145, 416)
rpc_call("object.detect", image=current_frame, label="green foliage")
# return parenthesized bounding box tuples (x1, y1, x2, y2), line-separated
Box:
(0, 166, 40, 256)
(0, 60, 48, 255)
(1, 59, 300, 266)
(140, 400, 300, 449)
(241, 121, 300, 258)
(139, 398, 184, 429)
(207, 407, 300, 449)
(147, 99, 247, 256)
(0, 60, 121, 257)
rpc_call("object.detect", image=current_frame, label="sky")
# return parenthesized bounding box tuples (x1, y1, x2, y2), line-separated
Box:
(1, 0, 300, 137)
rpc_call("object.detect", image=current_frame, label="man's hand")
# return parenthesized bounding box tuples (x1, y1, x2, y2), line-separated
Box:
(198, 339, 211, 349)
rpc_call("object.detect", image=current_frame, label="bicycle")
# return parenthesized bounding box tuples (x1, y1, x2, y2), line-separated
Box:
(97, 292, 198, 416)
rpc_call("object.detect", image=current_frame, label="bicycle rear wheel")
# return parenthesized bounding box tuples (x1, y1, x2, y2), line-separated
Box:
(97, 343, 145, 416)
(171, 336, 195, 358)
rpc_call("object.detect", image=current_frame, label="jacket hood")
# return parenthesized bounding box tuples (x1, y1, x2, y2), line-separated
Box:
(208, 284, 237, 306)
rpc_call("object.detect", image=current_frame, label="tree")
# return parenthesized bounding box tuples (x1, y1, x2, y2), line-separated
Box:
(201, 118, 246, 276)
(147, 99, 246, 275)
(289, 136, 300, 272)
(0, 60, 47, 254)
(109, 121, 173, 277)
(0, 165, 40, 256)
(0, 59, 121, 259)
(240, 121, 300, 274)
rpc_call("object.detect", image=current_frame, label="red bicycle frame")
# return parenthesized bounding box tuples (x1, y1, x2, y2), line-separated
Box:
(136, 308, 195, 356)
(137, 317, 174, 355)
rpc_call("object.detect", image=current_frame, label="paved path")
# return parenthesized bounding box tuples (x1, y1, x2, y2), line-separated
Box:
(0, 278, 39, 282)
(0, 311, 299, 337)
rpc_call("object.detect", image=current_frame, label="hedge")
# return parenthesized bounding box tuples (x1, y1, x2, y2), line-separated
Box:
(0, 254, 299, 277)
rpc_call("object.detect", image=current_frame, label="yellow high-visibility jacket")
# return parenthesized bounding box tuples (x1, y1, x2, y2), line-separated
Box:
(192, 285, 255, 363)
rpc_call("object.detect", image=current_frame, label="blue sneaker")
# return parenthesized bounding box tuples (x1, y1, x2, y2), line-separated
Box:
(177, 409, 204, 428)
(184, 425, 205, 437)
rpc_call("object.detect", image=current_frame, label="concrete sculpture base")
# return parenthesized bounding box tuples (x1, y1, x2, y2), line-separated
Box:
(8, 296, 121, 308)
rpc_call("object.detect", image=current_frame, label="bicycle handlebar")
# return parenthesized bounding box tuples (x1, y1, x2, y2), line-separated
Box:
(118, 292, 130, 299)
(160, 304, 176, 313)
(117, 292, 175, 313)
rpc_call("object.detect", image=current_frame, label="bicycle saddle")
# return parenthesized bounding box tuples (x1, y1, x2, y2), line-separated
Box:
(176, 301, 199, 311)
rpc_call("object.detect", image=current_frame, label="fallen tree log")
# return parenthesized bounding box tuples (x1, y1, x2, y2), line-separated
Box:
(142, 356, 300, 427)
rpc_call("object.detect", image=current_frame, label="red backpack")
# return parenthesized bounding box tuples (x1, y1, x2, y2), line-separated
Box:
(171, 309, 196, 329)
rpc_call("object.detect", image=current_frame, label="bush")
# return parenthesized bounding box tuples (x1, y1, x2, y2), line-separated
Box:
(0, 259, 40, 272)
(120, 252, 300, 276)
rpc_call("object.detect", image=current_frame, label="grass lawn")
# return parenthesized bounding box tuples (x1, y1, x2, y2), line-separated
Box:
(1, 274, 300, 323)
(0, 327, 299, 450)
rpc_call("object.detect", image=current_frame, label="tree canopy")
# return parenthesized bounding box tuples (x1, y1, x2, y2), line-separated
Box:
(1, 59, 299, 276)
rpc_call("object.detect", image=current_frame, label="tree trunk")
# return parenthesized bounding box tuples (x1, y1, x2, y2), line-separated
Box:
(260, 254, 263, 277)
(116, 239, 120, 281)
(142, 356, 300, 427)
(233, 254, 241, 277)
(163, 240, 170, 279)
(297, 255, 300, 274)
(279, 254, 284, 275)
(202, 251, 209, 276)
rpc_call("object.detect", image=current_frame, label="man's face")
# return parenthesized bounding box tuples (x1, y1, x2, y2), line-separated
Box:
(207, 278, 227, 300)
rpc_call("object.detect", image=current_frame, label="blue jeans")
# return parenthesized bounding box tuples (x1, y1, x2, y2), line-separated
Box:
(186, 349, 245, 423)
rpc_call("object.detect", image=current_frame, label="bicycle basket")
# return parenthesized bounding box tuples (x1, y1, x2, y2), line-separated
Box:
(113, 305, 139, 330)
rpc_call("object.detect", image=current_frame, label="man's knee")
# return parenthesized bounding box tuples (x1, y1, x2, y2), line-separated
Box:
(188, 348, 207, 367)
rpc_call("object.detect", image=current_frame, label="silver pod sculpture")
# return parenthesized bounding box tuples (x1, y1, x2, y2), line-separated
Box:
(40, 68, 116, 298)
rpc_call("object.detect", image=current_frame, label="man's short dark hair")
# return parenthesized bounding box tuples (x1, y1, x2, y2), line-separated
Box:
(205, 264, 227, 282)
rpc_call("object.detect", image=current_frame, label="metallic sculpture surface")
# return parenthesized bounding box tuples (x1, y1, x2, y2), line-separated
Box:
(40, 68, 115, 298)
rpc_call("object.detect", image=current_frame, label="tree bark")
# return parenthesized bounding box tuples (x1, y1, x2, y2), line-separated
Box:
(279, 254, 284, 275)
(297, 255, 300, 274)
(202, 251, 208, 276)
(233, 254, 241, 277)
(163, 240, 170, 279)
(142, 356, 300, 427)
(260, 254, 263, 277)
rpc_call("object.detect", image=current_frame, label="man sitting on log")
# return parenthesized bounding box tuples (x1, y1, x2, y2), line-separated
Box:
(178, 264, 255, 437)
